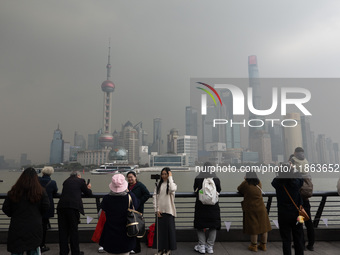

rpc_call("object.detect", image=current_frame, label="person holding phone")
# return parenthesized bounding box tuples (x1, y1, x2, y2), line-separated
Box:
(152, 167, 177, 255)
(57, 171, 92, 255)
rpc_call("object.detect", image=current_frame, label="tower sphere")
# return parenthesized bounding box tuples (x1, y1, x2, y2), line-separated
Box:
(101, 80, 115, 92)
(99, 133, 114, 148)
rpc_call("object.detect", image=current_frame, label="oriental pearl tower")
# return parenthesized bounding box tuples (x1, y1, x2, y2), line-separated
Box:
(99, 43, 115, 148)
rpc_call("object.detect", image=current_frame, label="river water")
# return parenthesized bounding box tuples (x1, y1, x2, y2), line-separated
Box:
(0, 170, 338, 194)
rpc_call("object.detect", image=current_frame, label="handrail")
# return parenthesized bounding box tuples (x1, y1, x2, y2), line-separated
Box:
(0, 191, 339, 230)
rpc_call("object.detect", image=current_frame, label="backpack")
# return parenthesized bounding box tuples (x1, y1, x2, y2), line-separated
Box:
(199, 178, 219, 205)
(147, 223, 155, 248)
(300, 178, 313, 199)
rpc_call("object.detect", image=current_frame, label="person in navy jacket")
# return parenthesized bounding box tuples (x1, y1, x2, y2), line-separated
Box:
(39, 166, 58, 253)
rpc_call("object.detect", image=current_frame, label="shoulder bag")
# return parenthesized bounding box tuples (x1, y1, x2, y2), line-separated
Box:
(127, 194, 146, 238)
(283, 185, 310, 221)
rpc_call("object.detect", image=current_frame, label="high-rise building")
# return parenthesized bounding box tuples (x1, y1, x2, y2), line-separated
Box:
(316, 134, 328, 164)
(185, 106, 198, 136)
(20, 153, 31, 167)
(248, 55, 263, 142)
(220, 89, 241, 148)
(202, 105, 219, 147)
(310, 131, 317, 164)
(74, 131, 86, 150)
(167, 128, 179, 154)
(326, 138, 335, 164)
(301, 116, 315, 163)
(63, 142, 71, 163)
(99, 43, 115, 148)
(268, 123, 284, 162)
(50, 125, 64, 164)
(333, 143, 339, 164)
(122, 121, 139, 164)
(88, 130, 101, 151)
(177, 135, 198, 166)
(151, 118, 162, 154)
(249, 130, 272, 164)
(283, 113, 303, 160)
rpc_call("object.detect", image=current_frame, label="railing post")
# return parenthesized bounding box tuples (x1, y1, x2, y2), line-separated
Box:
(313, 195, 327, 228)
(95, 197, 101, 213)
(266, 196, 272, 215)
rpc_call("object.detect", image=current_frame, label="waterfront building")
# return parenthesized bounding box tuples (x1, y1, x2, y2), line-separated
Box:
(316, 134, 328, 164)
(283, 113, 303, 160)
(49, 125, 64, 164)
(122, 121, 139, 164)
(63, 142, 71, 163)
(74, 131, 86, 150)
(185, 106, 198, 136)
(149, 153, 188, 167)
(19, 153, 31, 167)
(167, 128, 179, 154)
(151, 118, 162, 154)
(249, 130, 272, 164)
(177, 135, 198, 166)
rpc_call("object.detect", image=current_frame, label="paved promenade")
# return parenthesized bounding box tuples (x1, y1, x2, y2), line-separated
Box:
(1, 242, 340, 255)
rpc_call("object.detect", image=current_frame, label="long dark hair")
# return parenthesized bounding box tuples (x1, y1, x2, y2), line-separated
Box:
(156, 167, 170, 195)
(8, 167, 43, 203)
(245, 171, 260, 186)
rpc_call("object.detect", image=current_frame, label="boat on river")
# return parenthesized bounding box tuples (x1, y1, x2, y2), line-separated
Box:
(90, 163, 138, 175)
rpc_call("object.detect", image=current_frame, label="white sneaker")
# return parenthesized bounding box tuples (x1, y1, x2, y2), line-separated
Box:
(206, 245, 214, 254)
(194, 244, 206, 254)
(98, 246, 105, 253)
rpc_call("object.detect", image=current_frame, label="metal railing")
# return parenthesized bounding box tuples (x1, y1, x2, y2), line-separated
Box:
(0, 191, 339, 231)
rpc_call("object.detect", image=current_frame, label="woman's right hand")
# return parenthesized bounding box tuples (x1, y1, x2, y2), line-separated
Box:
(156, 211, 162, 218)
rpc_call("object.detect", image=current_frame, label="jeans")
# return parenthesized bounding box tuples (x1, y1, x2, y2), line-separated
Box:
(11, 247, 40, 255)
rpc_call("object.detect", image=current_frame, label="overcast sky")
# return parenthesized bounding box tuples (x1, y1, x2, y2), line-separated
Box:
(1, 1, 340, 164)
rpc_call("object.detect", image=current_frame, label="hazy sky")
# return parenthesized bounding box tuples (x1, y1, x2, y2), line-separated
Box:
(1, 1, 340, 164)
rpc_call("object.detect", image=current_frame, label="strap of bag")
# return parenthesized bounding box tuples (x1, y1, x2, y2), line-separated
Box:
(128, 194, 135, 210)
(283, 185, 299, 211)
(44, 180, 52, 188)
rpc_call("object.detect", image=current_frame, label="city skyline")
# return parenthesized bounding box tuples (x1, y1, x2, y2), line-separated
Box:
(2, 1, 340, 163)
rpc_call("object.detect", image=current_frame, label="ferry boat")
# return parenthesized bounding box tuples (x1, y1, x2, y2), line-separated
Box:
(90, 163, 138, 175)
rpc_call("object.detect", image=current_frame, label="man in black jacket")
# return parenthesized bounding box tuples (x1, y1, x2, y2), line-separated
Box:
(57, 171, 92, 255)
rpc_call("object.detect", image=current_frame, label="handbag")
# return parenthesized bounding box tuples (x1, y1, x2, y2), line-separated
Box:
(283, 185, 310, 221)
(91, 210, 106, 243)
(126, 194, 146, 238)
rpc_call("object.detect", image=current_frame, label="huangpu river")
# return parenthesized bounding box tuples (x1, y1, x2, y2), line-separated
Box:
(0, 169, 338, 194)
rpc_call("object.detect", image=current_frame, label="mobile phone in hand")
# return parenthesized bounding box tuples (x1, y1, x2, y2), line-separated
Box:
(87, 179, 90, 185)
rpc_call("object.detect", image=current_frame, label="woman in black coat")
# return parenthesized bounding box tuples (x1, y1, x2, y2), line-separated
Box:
(2, 167, 50, 254)
(99, 174, 139, 255)
(193, 163, 221, 254)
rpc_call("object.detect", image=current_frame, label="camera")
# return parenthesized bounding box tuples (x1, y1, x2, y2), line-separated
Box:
(150, 174, 160, 180)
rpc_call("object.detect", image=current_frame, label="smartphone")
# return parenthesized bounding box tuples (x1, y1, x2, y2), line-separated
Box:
(87, 179, 90, 185)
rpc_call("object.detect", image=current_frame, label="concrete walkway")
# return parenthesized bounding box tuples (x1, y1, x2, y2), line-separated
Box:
(1, 242, 340, 255)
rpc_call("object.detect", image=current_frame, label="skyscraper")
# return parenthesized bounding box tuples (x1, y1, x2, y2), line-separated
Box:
(185, 106, 198, 136)
(283, 113, 303, 160)
(316, 134, 328, 164)
(167, 128, 179, 154)
(152, 118, 162, 154)
(50, 125, 64, 164)
(301, 116, 315, 162)
(74, 131, 86, 150)
(99, 43, 115, 148)
(122, 121, 139, 164)
(220, 89, 241, 148)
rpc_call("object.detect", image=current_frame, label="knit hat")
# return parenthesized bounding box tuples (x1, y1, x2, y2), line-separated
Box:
(109, 174, 128, 193)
